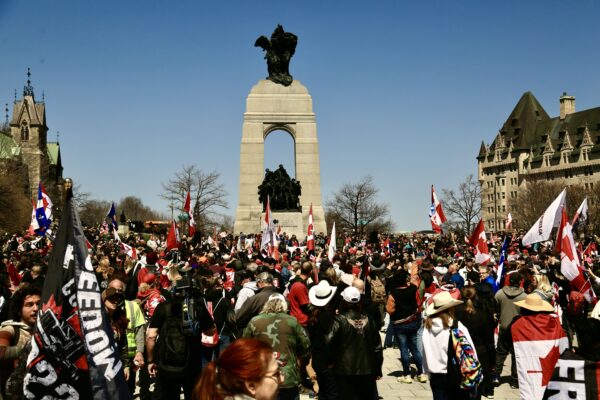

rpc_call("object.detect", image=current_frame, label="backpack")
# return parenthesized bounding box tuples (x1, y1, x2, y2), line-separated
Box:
(566, 290, 586, 316)
(157, 303, 190, 374)
(447, 319, 483, 391)
(370, 275, 387, 304)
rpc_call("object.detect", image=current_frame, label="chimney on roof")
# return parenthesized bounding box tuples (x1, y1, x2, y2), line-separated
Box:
(559, 92, 575, 120)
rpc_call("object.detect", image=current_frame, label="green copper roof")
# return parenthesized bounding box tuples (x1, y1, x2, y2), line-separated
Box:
(47, 142, 60, 165)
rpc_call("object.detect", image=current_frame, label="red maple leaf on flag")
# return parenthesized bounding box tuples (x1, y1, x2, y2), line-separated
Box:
(539, 345, 561, 386)
(42, 294, 62, 317)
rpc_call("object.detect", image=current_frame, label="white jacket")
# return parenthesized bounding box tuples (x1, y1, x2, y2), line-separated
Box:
(422, 317, 476, 374)
(235, 281, 258, 311)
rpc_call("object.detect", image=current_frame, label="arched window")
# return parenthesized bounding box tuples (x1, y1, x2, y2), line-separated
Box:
(21, 122, 29, 141)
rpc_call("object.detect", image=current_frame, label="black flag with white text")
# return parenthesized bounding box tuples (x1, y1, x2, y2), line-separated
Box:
(23, 191, 130, 399)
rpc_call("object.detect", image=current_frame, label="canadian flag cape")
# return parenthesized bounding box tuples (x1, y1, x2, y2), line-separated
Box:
(429, 185, 447, 233)
(522, 189, 566, 246)
(512, 313, 568, 399)
(469, 219, 490, 265)
(557, 207, 596, 302)
(543, 349, 600, 399)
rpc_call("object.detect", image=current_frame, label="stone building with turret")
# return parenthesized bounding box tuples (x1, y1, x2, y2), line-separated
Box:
(477, 92, 600, 232)
(0, 71, 64, 203)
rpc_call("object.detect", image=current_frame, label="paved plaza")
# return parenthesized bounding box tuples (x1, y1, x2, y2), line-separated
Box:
(301, 339, 520, 400)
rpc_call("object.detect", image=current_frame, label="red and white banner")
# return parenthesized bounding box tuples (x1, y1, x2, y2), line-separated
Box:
(429, 185, 447, 233)
(557, 208, 596, 302)
(307, 203, 315, 251)
(261, 196, 276, 256)
(184, 191, 196, 237)
(469, 219, 490, 265)
(512, 313, 568, 399)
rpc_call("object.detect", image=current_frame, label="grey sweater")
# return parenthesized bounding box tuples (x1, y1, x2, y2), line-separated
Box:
(494, 286, 526, 330)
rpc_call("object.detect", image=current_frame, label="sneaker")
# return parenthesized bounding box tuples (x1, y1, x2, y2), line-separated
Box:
(484, 394, 494, 399)
(397, 375, 413, 384)
(415, 374, 427, 383)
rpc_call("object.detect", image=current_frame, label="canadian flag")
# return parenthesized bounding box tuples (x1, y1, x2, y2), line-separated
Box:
(28, 199, 37, 235)
(557, 208, 596, 302)
(469, 219, 490, 265)
(307, 203, 315, 251)
(184, 191, 196, 237)
(113, 230, 137, 260)
(512, 313, 568, 399)
(166, 220, 181, 251)
(429, 185, 447, 233)
(505, 213, 513, 230)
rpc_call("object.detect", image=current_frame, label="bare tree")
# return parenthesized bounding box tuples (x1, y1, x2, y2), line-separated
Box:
(325, 176, 393, 235)
(79, 199, 112, 227)
(441, 174, 482, 235)
(118, 196, 161, 222)
(161, 165, 228, 230)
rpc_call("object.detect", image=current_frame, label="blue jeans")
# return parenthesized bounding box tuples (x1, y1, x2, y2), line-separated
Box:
(392, 319, 423, 376)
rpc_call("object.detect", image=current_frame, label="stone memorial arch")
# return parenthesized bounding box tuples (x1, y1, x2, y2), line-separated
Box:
(233, 79, 327, 237)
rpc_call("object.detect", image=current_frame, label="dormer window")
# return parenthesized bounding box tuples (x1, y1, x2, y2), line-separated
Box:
(544, 154, 552, 167)
(21, 122, 29, 141)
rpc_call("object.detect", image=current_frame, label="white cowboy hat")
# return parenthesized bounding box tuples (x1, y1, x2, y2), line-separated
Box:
(514, 293, 554, 313)
(426, 291, 463, 316)
(309, 280, 337, 307)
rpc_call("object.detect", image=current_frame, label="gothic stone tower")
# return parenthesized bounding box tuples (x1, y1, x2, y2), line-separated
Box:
(9, 70, 63, 200)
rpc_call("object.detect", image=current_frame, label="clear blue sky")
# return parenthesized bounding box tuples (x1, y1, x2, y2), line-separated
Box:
(1, 0, 599, 230)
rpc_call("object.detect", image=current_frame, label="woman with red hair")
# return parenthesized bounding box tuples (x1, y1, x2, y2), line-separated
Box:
(192, 338, 282, 400)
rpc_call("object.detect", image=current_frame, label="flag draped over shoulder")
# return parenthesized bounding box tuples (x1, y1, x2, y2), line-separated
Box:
(543, 349, 600, 399)
(557, 208, 596, 302)
(429, 185, 446, 233)
(184, 191, 196, 237)
(512, 313, 568, 400)
(328, 222, 336, 262)
(522, 189, 566, 246)
(24, 191, 130, 399)
(307, 203, 315, 251)
(469, 219, 490, 265)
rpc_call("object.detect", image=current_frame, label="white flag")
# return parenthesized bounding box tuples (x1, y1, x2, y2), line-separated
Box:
(328, 222, 337, 262)
(522, 189, 566, 246)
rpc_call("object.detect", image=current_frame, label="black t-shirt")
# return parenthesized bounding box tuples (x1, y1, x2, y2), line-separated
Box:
(389, 284, 418, 321)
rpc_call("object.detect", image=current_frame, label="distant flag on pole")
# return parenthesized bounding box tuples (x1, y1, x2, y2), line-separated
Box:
(106, 203, 118, 230)
(307, 203, 315, 252)
(522, 189, 566, 246)
(184, 191, 196, 237)
(328, 222, 337, 262)
(23, 189, 130, 399)
(166, 220, 181, 251)
(28, 199, 37, 235)
(34, 182, 53, 236)
(557, 208, 596, 303)
(571, 197, 588, 231)
(496, 235, 511, 286)
(505, 213, 513, 230)
(469, 219, 491, 265)
(429, 185, 447, 233)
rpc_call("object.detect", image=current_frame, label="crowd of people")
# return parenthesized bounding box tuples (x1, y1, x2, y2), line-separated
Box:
(1, 226, 600, 400)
